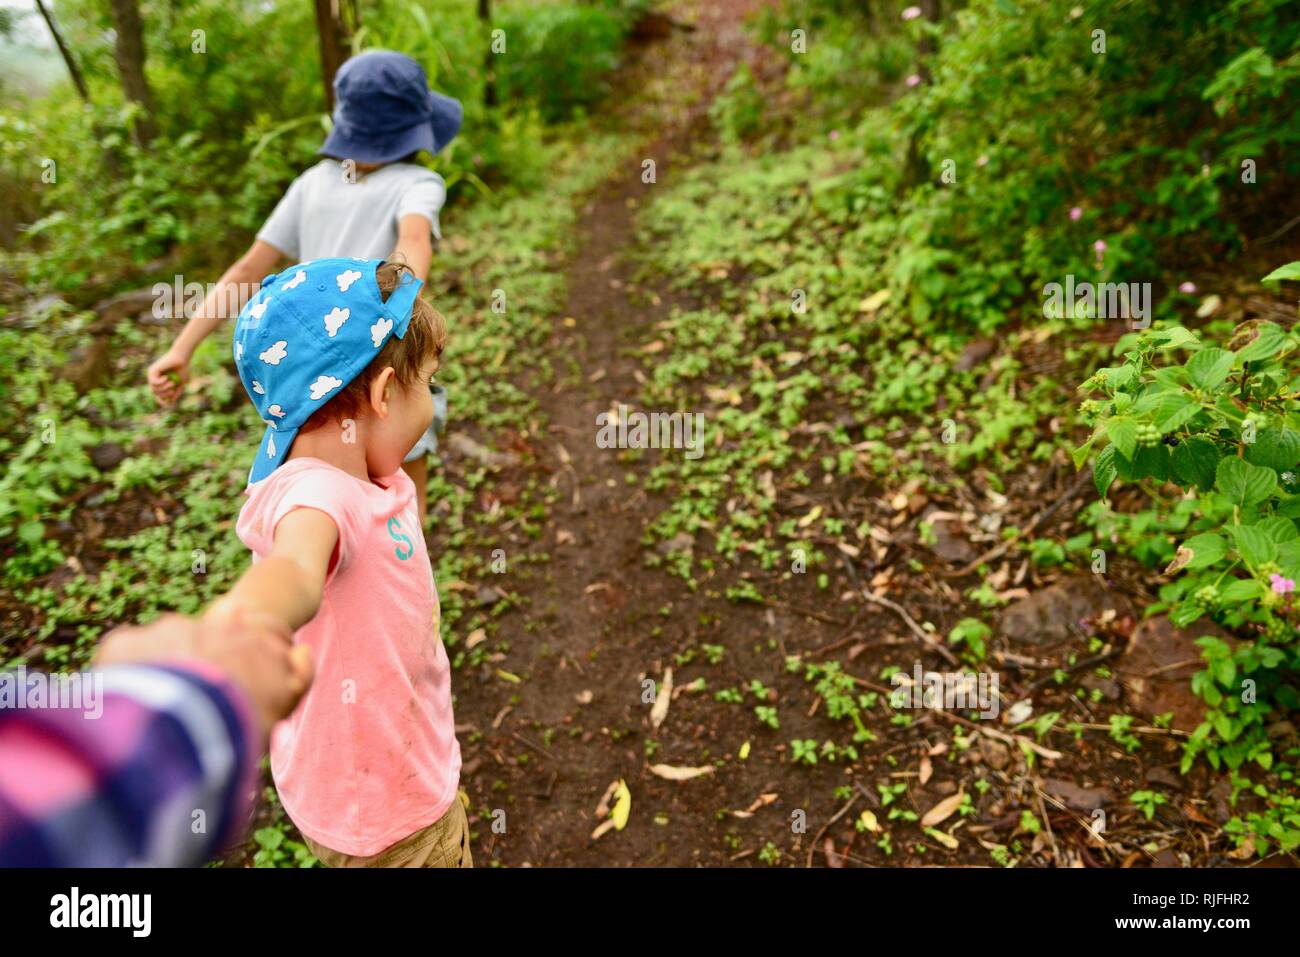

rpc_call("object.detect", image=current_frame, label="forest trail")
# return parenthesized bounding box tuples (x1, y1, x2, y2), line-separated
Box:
(445, 0, 848, 866)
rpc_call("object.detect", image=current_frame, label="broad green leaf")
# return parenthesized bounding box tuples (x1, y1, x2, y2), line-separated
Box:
(1245, 429, 1300, 472)
(1184, 348, 1234, 391)
(1132, 442, 1170, 482)
(1071, 433, 1096, 470)
(1155, 393, 1201, 433)
(1149, 326, 1200, 350)
(1169, 601, 1205, 627)
(1107, 417, 1138, 461)
(1276, 539, 1300, 574)
(1261, 261, 1300, 282)
(1171, 436, 1219, 491)
(1216, 456, 1277, 508)
(1113, 446, 1140, 482)
(1181, 532, 1227, 569)
(1218, 578, 1263, 605)
(1235, 322, 1287, 363)
(1231, 524, 1276, 567)
(1094, 444, 1118, 499)
(1256, 516, 1299, 543)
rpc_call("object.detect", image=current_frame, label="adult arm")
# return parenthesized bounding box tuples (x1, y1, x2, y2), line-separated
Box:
(0, 612, 310, 867)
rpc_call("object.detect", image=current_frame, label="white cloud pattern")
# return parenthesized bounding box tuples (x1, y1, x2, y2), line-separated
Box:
(370, 315, 393, 347)
(259, 340, 288, 365)
(249, 300, 268, 320)
(252, 380, 264, 395)
(324, 306, 350, 337)
(267, 404, 285, 418)
(309, 374, 343, 401)
(282, 269, 307, 290)
(336, 269, 363, 292)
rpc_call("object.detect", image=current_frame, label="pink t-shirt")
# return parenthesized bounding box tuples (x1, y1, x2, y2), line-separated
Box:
(235, 456, 461, 856)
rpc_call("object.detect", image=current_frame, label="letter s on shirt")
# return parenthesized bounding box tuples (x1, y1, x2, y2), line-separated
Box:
(387, 517, 414, 561)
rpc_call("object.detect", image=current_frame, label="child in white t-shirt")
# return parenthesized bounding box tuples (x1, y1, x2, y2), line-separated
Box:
(147, 50, 461, 520)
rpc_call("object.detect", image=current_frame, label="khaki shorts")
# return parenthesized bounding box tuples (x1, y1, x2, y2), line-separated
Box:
(303, 795, 473, 868)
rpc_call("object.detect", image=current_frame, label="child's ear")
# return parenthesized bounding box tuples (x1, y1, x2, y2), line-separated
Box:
(368, 367, 397, 417)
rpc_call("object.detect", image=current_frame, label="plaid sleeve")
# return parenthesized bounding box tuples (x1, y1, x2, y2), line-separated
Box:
(0, 661, 259, 867)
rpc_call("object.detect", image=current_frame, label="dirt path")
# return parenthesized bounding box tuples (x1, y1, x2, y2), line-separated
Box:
(450, 0, 848, 866)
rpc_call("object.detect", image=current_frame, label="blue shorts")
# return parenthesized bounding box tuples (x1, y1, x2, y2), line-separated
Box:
(404, 384, 447, 463)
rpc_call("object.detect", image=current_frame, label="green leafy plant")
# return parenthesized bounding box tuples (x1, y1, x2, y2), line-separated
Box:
(1076, 268, 1300, 854)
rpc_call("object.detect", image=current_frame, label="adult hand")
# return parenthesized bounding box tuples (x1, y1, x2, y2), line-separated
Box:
(95, 611, 313, 739)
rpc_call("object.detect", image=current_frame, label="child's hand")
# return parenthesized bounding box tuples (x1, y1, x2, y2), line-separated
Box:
(147, 349, 191, 406)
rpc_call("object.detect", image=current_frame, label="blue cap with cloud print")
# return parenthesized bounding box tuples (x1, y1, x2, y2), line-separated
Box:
(232, 257, 423, 484)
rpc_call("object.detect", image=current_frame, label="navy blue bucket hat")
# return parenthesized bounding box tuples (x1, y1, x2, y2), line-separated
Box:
(321, 50, 463, 164)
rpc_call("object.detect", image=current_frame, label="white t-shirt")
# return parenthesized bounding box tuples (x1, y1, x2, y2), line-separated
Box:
(256, 159, 446, 261)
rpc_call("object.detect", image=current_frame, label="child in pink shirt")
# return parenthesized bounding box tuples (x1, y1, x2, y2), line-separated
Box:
(204, 257, 468, 867)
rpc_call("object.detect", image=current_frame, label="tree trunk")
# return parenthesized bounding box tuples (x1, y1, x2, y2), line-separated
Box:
(480, 0, 496, 109)
(107, 0, 158, 145)
(34, 0, 90, 103)
(315, 0, 360, 112)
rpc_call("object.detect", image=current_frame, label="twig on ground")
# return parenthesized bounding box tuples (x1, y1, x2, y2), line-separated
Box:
(859, 589, 959, 666)
(806, 791, 860, 868)
(944, 467, 1094, 577)
(768, 600, 847, 627)
(1024, 647, 1120, 693)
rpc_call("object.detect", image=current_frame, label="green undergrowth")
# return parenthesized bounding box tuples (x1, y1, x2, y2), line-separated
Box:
(629, 0, 1300, 860)
(0, 131, 628, 670)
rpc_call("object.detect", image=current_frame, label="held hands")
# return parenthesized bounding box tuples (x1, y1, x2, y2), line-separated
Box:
(146, 349, 191, 406)
(95, 610, 313, 740)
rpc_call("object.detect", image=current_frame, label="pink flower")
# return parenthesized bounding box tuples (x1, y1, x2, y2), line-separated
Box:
(1270, 574, 1295, 595)
(1070, 206, 1083, 221)
(829, 129, 840, 141)
(902, 6, 922, 20)
(1179, 281, 1196, 294)
(906, 74, 922, 88)
(1094, 240, 1107, 254)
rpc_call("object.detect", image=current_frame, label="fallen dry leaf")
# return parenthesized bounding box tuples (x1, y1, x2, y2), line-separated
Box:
(824, 837, 844, 867)
(858, 288, 891, 313)
(650, 667, 673, 729)
(921, 790, 966, 828)
(925, 827, 960, 850)
(733, 792, 779, 818)
(592, 779, 632, 840)
(648, 763, 715, 781)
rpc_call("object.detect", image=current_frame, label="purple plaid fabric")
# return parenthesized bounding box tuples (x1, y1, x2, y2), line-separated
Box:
(0, 662, 258, 867)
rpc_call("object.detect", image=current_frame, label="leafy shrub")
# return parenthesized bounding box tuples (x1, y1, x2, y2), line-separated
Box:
(494, 4, 628, 122)
(1074, 264, 1300, 852)
(763, 0, 1300, 334)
